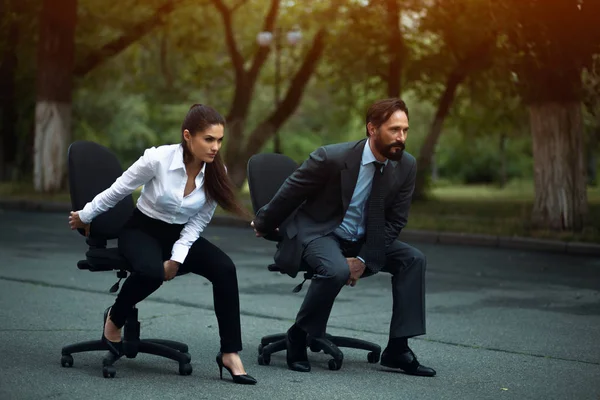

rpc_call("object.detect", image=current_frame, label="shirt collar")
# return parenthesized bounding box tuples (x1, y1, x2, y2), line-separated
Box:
(169, 144, 207, 177)
(362, 139, 389, 167)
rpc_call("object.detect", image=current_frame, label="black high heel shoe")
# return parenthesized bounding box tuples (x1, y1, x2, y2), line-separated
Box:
(102, 307, 123, 357)
(216, 352, 257, 385)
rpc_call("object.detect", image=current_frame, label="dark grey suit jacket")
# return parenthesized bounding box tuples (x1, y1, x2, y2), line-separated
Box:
(253, 138, 417, 278)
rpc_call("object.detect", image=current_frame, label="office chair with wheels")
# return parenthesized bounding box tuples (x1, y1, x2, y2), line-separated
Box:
(60, 140, 192, 379)
(247, 153, 381, 371)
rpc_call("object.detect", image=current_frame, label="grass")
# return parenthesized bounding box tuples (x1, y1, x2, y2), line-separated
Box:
(1, 180, 599, 243)
(409, 181, 600, 243)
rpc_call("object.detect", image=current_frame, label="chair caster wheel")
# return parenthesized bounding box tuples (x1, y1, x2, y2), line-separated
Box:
(367, 351, 380, 364)
(257, 344, 264, 354)
(179, 363, 192, 375)
(61, 355, 74, 368)
(328, 358, 342, 371)
(102, 365, 116, 378)
(258, 353, 271, 366)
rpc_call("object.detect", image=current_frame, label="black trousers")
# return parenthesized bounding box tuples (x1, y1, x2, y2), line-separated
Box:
(110, 208, 242, 353)
(296, 233, 426, 339)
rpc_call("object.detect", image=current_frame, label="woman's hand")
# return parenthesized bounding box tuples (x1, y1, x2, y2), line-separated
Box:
(164, 260, 180, 281)
(69, 211, 90, 237)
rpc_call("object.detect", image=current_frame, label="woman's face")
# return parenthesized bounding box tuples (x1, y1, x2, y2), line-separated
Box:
(183, 124, 224, 164)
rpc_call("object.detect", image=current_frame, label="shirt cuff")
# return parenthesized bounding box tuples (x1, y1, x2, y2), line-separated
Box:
(356, 256, 366, 265)
(78, 208, 92, 224)
(170, 243, 190, 265)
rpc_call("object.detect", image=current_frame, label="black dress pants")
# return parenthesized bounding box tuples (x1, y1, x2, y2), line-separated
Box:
(110, 208, 242, 353)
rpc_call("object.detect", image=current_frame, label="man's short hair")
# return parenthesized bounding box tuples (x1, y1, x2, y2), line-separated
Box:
(365, 98, 409, 137)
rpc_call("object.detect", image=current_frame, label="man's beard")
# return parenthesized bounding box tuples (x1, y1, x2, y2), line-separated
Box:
(380, 142, 405, 161)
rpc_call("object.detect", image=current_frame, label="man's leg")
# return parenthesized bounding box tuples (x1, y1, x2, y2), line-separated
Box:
(295, 234, 350, 337)
(378, 239, 435, 376)
(382, 240, 426, 339)
(286, 234, 349, 372)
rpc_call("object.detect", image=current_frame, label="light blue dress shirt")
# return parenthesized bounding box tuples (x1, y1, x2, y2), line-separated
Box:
(334, 140, 387, 242)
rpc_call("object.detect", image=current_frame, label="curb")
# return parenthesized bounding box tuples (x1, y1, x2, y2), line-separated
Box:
(1, 198, 599, 256)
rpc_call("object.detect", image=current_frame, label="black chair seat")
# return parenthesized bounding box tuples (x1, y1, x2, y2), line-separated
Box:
(85, 247, 130, 272)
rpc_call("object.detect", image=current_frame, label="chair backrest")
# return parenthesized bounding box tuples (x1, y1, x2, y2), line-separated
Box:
(68, 140, 134, 240)
(246, 153, 298, 214)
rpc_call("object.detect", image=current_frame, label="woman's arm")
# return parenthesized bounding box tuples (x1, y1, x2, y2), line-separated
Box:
(78, 147, 159, 224)
(170, 199, 218, 264)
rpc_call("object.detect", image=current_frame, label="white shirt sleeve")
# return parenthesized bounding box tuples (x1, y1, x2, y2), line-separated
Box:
(170, 199, 218, 264)
(78, 147, 159, 224)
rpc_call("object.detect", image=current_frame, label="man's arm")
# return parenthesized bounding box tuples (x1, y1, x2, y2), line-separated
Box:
(254, 146, 331, 233)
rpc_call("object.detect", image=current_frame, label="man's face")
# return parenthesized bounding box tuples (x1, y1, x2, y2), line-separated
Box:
(369, 110, 409, 161)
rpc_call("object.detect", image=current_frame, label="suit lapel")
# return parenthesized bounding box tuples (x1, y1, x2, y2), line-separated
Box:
(340, 140, 366, 212)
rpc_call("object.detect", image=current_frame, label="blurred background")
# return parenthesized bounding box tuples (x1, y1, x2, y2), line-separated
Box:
(0, 0, 599, 242)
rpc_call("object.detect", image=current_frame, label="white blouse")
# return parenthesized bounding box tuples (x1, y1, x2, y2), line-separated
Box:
(79, 144, 217, 264)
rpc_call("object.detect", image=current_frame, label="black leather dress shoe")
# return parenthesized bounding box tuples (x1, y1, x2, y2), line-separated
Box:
(286, 328, 311, 372)
(380, 347, 436, 377)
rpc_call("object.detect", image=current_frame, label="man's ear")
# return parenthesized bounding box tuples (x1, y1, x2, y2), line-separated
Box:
(366, 122, 376, 137)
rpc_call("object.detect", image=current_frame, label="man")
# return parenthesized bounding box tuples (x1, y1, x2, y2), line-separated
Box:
(251, 98, 435, 377)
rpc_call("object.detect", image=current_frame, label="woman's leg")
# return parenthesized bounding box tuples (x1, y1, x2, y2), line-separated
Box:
(181, 237, 247, 374)
(107, 228, 165, 336)
(181, 236, 242, 352)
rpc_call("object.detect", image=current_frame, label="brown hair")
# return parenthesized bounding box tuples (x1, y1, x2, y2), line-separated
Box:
(181, 104, 251, 220)
(365, 98, 409, 137)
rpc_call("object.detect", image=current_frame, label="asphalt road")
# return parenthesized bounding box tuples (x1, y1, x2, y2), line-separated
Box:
(0, 210, 599, 400)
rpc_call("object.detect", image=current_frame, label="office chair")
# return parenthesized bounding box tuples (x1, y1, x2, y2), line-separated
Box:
(246, 153, 381, 371)
(60, 140, 193, 379)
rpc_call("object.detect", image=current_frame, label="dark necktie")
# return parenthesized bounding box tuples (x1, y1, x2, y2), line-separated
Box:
(365, 161, 386, 269)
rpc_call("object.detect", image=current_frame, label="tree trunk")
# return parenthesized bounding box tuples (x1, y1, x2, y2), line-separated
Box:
(213, 0, 340, 188)
(0, 0, 20, 181)
(499, 132, 507, 188)
(34, 0, 77, 192)
(586, 127, 598, 186)
(385, 0, 404, 98)
(413, 71, 464, 200)
(226, 28, 329, 188)
(212, 0, 279, 174)
(530, 102, 588, 231)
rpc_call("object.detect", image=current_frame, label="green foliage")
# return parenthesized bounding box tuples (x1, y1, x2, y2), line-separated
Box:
(436, 130, 533, 184)
(494, 0, 600, 103)
(3, 0, 595, 193)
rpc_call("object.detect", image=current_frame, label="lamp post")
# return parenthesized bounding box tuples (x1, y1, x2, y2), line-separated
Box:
(257, 26, 302, 154)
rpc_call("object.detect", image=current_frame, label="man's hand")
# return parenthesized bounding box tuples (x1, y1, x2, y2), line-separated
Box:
(251, 220, 278, 238)
(69, 211, 90, 237)
(346, 257, 366, 287)
(164, 260, 180, 281)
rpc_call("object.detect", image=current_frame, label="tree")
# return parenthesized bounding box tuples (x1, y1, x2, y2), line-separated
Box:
(408, 0, 497, 199)
(211, 0, 343, 187)
(0, 0, 20, 181)
(582, 55, 600, 186)
(381, 0, 407, 98)
(31, 0, 196, 191)
(0, 0, 39, 182)
(496, 0, 600, 231)
(33, 0, 77, 192)
(74, 0, 190, 78)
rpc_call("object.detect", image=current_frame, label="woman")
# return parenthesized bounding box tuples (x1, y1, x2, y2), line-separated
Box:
(68, 104, 256, 385)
